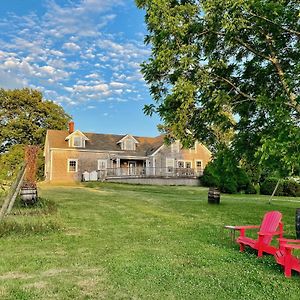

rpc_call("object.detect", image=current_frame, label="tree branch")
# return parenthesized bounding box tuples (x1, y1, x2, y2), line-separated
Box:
(248, 11, 300, 38)
(264, 34, 300, 115)
(212, 73, 255, 102)
(213, 31, 271, 62)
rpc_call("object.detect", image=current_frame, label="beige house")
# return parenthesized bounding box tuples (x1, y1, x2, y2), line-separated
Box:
(44, 122, 211, 183)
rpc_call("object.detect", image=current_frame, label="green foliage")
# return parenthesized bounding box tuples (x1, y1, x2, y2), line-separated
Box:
(136, 0, 300, 176)
(201, 148, 253, 194)
(282, 179, 300, 197)
(260, 178, 283, 196)
(0, 88, 71, 153)
(260, 178, 300, 197)
(0, 144, 24, 182)
(0, 88, 70, 182)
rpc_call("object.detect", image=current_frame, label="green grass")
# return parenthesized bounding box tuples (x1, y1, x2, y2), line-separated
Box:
(0, 182, 300, 299)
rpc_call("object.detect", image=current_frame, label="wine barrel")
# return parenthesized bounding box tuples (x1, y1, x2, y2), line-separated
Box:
(20, 187, 38, 205)
(208, 187, 220, 204)
(296, 208, 300, 239)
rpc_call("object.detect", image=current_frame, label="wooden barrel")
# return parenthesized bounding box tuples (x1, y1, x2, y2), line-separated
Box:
(296, 208, 300, 239)
(20, 187, 38, 205)
(208, 187, 220, 204)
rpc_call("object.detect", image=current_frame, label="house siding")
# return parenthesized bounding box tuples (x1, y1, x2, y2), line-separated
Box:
(152, 143, 211, 173)
(50, 150, 110, 182)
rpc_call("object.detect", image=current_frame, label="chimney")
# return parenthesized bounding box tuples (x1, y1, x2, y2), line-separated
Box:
(68, 121, 74, 134)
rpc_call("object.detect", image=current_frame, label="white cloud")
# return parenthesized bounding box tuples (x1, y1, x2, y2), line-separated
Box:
(110, 81, 127, 88)
(62, 42, 81, 51)
(0, 0, 149, 107)
(85, 73, 99, 79)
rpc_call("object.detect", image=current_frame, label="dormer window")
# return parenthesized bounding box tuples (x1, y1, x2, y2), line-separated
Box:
(117, 134, 139, 151)
(65, 130, 89, 149)
(73, 136, 83, 147)
(124, 139, 135, 150)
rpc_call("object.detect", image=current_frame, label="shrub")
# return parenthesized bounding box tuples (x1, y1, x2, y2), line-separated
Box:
(245, 183, 257, 194)
(220, 177, 237, 194)
(260, 178, 284, 196)
(201, 163, 220, 187)
(260, 178, 300, 197)
(282, 179, 300, 197)
(201, 148, 252, 194)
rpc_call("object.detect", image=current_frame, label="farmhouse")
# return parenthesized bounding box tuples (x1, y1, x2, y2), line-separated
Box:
(44, 122, 211, 183)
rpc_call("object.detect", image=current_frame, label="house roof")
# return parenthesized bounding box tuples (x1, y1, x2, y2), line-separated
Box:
(46, 130, 165, 157)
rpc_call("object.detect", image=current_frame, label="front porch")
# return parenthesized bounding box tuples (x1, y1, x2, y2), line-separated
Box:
(82, 166, 203, 182)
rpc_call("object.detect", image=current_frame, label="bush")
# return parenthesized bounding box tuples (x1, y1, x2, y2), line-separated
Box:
(201, 148, 252, 194)
(282, 179, 300, 197)
(259, 178, 300, 197)
(260, 178, 283, 196)
(220, 177, 237, 194)
(245, 183, 257, 194)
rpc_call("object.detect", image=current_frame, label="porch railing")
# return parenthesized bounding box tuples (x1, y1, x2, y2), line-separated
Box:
(82, 167, 203, 181)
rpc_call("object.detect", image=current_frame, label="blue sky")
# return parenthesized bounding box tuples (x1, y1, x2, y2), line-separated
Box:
(0, 0, 161, 136)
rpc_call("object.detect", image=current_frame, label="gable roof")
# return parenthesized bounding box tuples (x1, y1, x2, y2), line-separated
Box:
(46, 130, 164, 156)
(116, 134, 139, 144)
(65, 130, 89, 141)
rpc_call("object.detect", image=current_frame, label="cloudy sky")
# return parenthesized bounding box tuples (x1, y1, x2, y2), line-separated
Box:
(0, 0, 161, 136)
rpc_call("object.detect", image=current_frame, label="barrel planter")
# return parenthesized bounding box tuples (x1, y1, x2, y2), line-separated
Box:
(296, 208, 300, 239)
(208, 187, 220, 204)
(20, 187, 38, 205)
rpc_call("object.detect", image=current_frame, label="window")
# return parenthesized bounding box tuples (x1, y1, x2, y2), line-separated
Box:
(124, 139, 135, 150)
(166, 158, 174, 173)
(177, 161, 192, 168)
(196, 160, 202, 169)
(72, 136, 83, 147)
(68, 159, 78, 172)
(98, 159, 107, 170)
(185, 161, 192, 169)
(177, 161, 184, 168)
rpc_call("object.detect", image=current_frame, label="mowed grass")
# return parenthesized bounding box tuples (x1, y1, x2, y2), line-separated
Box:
(0, 182, 300, 299)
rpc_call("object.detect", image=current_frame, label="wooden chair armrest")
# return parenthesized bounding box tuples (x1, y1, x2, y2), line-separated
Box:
(233, 225, 260, 230)
(281, 244, 300, 250)
(278, 238, 300, 244)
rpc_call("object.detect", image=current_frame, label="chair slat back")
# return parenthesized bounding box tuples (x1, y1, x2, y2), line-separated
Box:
(260, 211, 282, 244)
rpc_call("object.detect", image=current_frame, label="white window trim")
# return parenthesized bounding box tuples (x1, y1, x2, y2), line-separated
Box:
(68, 137, 85, 148)
(185, 160, 193, 168)
(122, 139, 136, 151)
(195, 160, 203, 169)
(166, 158, 175, 173)
(177, 160, 193, 168)
(97, 159, 107, 170)
(67, 159, 78, 172)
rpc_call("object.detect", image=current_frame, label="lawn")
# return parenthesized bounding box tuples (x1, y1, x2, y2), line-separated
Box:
(0, 182, 299, 299)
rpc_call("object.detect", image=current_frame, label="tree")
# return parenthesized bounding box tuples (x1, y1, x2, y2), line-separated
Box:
(136, 0, 300, 177)
(0, 88, 71, 153)
(0, 88, 71, 181)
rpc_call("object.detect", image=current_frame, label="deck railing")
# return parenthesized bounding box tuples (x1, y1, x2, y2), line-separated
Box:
(82, 167, 203, 181)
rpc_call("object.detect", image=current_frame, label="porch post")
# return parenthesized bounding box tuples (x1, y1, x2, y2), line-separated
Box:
(116, 158, 120, 176)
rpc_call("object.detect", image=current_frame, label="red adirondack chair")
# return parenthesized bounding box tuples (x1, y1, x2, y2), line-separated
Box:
(275, 238, 300, 277)
(234, 211, 283, 257)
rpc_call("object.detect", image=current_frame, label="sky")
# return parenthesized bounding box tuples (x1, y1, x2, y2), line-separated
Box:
(0, 0, 161, 136)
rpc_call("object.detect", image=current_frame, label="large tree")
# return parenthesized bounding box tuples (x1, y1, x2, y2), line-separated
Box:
(0, 88, 70, 181)
(0, 88, 70, 153)
(136, 0, 300, 176)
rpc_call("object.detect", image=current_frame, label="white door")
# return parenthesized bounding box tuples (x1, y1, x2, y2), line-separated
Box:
(128, 162, 136, 175)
